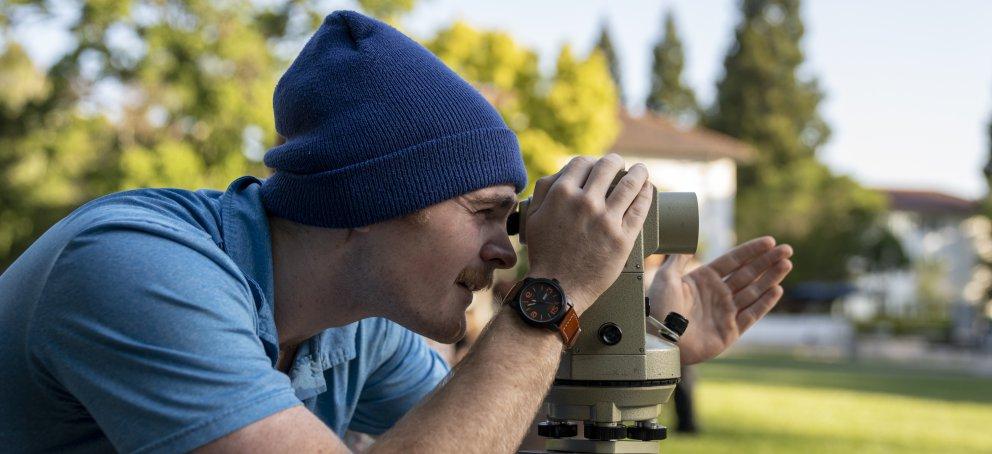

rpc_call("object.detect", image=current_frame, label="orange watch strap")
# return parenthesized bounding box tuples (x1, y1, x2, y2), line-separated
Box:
(558, 307, 581, 349)
(502, 280, 526, 305)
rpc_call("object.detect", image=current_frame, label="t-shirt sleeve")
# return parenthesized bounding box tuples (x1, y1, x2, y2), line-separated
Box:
(28, 221, 302, 454)
(347, 323, 450, 435)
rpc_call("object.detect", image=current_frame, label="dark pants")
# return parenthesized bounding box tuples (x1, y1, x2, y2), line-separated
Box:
(673, 365, 698, 433)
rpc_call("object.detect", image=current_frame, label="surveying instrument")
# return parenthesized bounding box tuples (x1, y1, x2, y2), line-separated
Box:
(507, 177, 698, 454)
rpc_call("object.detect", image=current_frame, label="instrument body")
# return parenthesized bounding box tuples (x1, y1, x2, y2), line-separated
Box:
(511, 189, 699, 454)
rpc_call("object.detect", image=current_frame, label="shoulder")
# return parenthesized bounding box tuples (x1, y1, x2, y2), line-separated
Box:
(29, 202, 257, 353)
(54, 190, 244, 293)
(41, 186, 240, 292)
(59, 187, 227, 245)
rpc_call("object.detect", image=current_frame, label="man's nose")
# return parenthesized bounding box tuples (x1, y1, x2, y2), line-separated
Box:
(481, 236, 517, 269)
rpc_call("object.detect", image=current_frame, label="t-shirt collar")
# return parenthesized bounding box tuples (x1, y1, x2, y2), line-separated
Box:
(218, 176, 358, 400)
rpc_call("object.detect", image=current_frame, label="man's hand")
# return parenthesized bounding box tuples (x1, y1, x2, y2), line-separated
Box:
(648, 236, 793, 365)
(525, 154, 654, 313)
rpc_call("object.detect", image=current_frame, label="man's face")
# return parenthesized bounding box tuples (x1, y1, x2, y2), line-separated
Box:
(363, 184, 518, 343)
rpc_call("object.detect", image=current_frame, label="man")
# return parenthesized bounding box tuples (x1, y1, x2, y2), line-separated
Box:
(0, 11, 793, 453)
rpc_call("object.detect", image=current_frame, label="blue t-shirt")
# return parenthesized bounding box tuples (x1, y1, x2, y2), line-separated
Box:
(0, 176, 449, 453)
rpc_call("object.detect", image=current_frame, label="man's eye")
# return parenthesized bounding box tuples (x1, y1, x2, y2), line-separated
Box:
(477, 209, 494, 216)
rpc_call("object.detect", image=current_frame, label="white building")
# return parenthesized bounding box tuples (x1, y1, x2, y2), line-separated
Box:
(606, 111, 753, 262)
(844, 190, 984, 336)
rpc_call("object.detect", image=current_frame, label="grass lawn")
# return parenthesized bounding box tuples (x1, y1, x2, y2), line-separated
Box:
(658, 355, 992, 453)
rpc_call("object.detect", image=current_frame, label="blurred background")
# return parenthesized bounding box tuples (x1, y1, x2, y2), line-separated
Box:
(2, 0, 992, 452)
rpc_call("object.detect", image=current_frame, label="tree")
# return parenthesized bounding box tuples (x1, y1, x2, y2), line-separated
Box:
(593, 20, 624, 105)
(426, 22, 619, 194)
(356, 0, 416, 25)
(645, 10, 699, 122)
(0, 0, 418, 272)
(983, 103, 992, 188)
(705, 0, 890, 284)
(0, 5, 123, 271)
(978, 104, 992, 315)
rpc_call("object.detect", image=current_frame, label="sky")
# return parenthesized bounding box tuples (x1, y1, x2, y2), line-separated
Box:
(403, 0, 992, 200)
(12, 0, 992, 200)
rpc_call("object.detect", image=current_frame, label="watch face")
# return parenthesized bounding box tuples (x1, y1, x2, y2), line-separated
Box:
(518, 281, 566, 324)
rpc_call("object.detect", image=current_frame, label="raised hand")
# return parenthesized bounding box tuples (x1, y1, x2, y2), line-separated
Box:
(647, 237, 793, 365)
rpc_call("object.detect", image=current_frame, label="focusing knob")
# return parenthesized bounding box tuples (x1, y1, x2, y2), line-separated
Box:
(538, 421, 578, 438)
(597, 323, 623, 345)
(664, 312, 689, 336)
(626, 423, 668, 441)
(583, 423, 627, 441)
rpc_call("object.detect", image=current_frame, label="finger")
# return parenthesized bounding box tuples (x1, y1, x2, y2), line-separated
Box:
(530, 173, 559, 210)
(724, 244, 794, 292)
(733, 259, 792, 309)
(736, 285, 784, 333)
(621, 180, 653, 234)
(582, 153, 626, 197)
(550, 156, 596, 191)
(607, 163, 649, 216)
(708, 236, 776, 277)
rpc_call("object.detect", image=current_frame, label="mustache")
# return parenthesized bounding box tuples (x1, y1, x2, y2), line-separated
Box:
(456, 265, 496, 291)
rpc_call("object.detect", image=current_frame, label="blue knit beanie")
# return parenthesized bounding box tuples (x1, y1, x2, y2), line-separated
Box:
(260, 10, 528, 228)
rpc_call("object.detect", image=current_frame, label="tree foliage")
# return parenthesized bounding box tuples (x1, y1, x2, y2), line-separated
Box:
(0, 0, 415, 271)
(0, 39, 121, 267)
(426, 22, 619, 194)
(593, 20, 624, 104)
(983, 105, 992, 203)
(645, 10, 698, 122)
(979, 105, 992, 308)
(705, 0, 895, 284)
(355, 0, 415, 25)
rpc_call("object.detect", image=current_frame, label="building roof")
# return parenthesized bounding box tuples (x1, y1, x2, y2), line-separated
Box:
(609, 111, 755, 163)
(883, 189, 978, 216)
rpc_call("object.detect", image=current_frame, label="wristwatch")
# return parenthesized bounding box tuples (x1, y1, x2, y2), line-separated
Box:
(503, 277, 581, 348)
